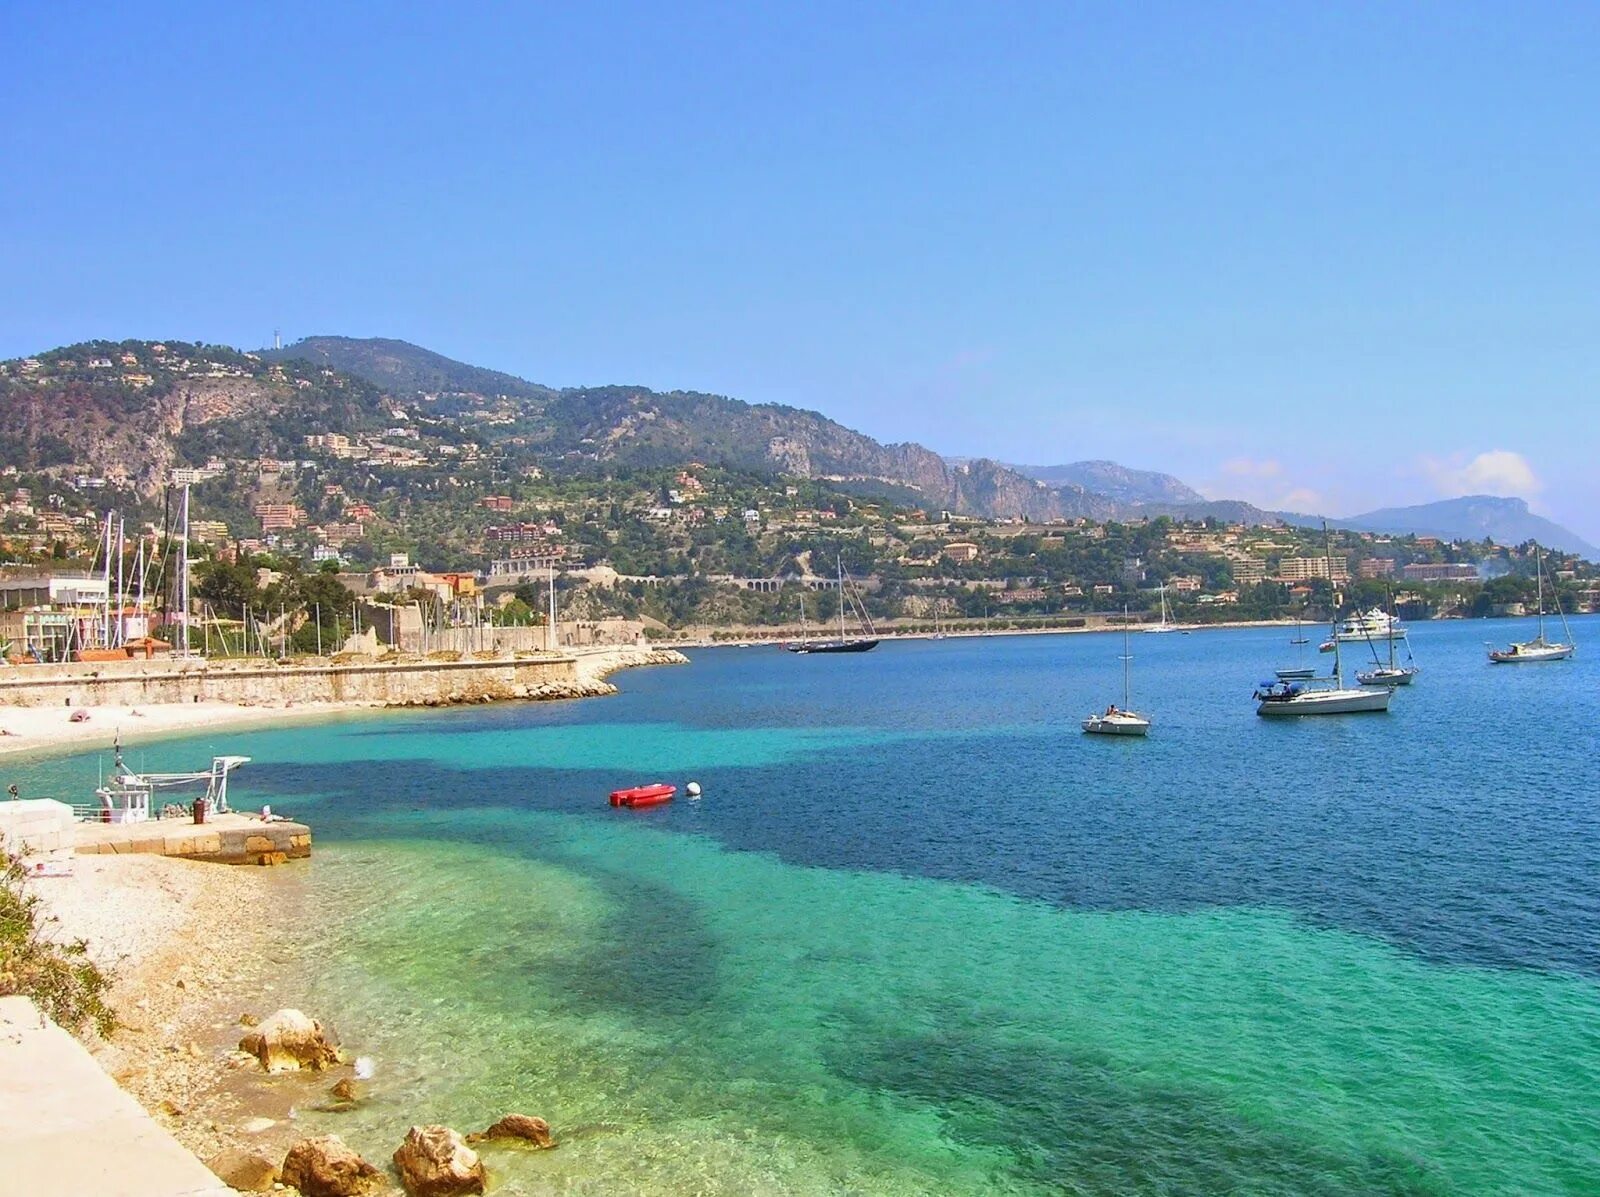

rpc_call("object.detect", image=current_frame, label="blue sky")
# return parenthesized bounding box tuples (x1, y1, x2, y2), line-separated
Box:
(4, 4, 1598, 536)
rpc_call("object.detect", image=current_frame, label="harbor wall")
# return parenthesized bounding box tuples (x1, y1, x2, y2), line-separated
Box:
(0, 653, 603, 709)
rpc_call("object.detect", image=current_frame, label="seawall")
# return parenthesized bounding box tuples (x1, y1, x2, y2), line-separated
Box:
(0, 647, 689, 710)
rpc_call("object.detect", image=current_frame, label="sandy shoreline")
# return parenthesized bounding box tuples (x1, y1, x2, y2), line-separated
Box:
(0, 643, 685, 763)
(0, 698, 382, 763)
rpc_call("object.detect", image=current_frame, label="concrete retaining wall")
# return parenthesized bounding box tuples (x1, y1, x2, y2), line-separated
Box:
(0, 798, 74, 856)
(0, 654, 590, 709)
(74, 814, 311, 866)
(0, 996, 234, 1197)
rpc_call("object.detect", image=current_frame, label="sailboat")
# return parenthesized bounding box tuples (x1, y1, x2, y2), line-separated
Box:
(1488, 545, 1574, 662)
(1144, 584, 1180, 633)
(1357, 588, 1419, 685)
(787, 557, 879, 654)
(1276, 611, 1316, 680)
(1083, 608, 1150, 736)
(1255, 526, 1391, 716)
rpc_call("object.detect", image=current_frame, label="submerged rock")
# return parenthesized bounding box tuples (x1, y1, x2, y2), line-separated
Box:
(206, 1146, 279, 1192)
(281, 1134, 385, 1197)
(466, 1113, 555, 1149)
(392, 1125, 486, 1196)
(238, 1008, 340, 1072)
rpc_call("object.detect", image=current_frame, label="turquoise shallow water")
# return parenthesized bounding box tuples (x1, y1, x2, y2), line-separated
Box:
(14, 621, 1600, 1193)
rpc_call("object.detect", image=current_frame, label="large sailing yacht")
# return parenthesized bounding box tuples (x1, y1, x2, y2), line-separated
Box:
(787, 557, 879, 654)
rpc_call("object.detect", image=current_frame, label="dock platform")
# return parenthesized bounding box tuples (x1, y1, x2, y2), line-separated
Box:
(74, 812, 311, 865)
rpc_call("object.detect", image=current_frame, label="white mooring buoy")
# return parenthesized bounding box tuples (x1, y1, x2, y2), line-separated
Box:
(686, 781, 702, 798)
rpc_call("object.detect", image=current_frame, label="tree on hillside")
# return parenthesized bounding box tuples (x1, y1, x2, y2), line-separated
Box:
(195, 554, 260, 618)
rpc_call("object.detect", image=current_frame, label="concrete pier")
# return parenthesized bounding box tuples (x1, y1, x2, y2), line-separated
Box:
(73, 812, 311, 865)
(0, 996, 233, 1197)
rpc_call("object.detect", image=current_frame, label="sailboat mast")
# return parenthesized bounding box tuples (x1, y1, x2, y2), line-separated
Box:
(1122, 606, 1132, 708)
(1387, 587, 1397, 670)
(115, 516, 125, 647)
(838, 556, 846, 643)
(1323, 522, 1345, 687)
(178, 484, 192, 657)
(101, 511, 113, 647)
(1535, 546, 1547, 642)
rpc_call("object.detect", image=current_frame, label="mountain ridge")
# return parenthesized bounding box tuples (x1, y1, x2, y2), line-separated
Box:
(261, 335, 555, 403)
(259, 336, 1124, 522)
(1299, 496, 1600, 559)
(9, 335, 1596, 559)
(1000, 459, 1206, 506)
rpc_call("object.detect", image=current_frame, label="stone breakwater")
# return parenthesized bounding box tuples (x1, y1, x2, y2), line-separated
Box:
(0, 646, 690, 710)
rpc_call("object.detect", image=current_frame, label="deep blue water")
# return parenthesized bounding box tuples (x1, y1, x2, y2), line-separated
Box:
(128, 619, 1600, 976)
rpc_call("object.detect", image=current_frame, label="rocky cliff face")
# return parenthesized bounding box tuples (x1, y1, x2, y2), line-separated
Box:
(0, 342, 393, 498)
(2, 379, 191, 494)
(1008, 460, 1206, 506)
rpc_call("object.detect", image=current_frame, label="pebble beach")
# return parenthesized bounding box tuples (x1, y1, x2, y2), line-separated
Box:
(28, 852, 312, 1164)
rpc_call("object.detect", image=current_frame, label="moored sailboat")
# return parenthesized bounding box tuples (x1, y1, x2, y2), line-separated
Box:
(788, 557, 879, 654)
(1488, 545, 1574, 663)
(1357, 588, 1419, 686)
(1083, 608, 1150, 736)
(1256, 526, 1391, 716)
(1276, 611, 1316, 680)
(1144, 584, 1180, 633)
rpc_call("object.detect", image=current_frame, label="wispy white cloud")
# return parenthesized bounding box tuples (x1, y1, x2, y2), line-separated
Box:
(1419, 449, 1542, 500)
(1199, 457, 1327, 513)
(1203, 454, 1324, 508)
(1219, 456, 1283, 480)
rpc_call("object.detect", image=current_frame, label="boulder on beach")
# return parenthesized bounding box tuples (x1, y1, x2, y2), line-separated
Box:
(465, 1113, 555, 1149)
(206, 1145, 280, 1192)
(392, 1125, 486, 1197)
(281, 1134, 385, 1197)
(238, 1007, 340, 1072)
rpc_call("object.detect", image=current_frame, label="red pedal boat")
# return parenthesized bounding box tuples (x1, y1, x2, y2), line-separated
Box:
(609, 782, 676, 809)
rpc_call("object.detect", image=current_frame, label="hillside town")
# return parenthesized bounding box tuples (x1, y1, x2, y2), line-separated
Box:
(3, 454, 1596, 663)
(4, 339, 1598, 662)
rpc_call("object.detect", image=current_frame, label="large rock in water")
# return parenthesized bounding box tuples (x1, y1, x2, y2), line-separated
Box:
(238, 1008, 340, 1072)
(392, 1125, 486, 1197)
(205, 1146, 279, 1192)
(280, 1135, 385, 1197)
(466, 1113, 555, 1148)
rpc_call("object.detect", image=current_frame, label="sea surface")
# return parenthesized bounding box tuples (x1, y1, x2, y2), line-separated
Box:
(16, 619, 1600, 1194)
